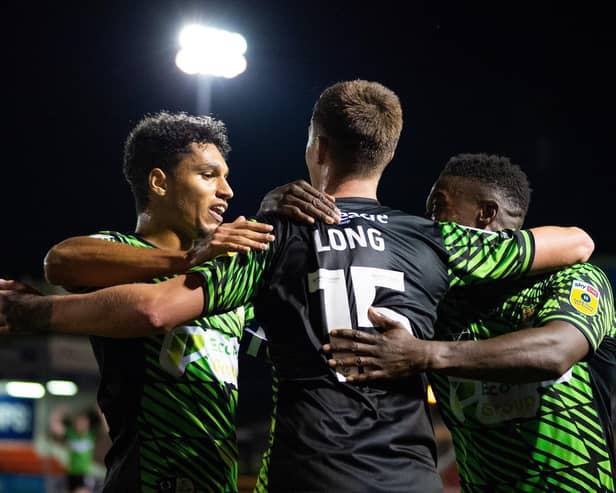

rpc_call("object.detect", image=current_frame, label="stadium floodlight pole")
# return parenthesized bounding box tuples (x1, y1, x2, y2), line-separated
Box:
(176, 24, 248, 115)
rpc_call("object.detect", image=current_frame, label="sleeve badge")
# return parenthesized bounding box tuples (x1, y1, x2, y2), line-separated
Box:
(569, 280, 600, 316)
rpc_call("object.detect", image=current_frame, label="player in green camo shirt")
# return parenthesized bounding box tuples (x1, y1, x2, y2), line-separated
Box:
(41, 111, 273, 493)
(326, 153, 616, 492)
(34, 112, 337, 493)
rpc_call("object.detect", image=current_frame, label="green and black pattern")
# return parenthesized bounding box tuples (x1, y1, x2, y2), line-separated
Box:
(438, 222, 534, 287)
(93, 231, 250, 493)
(432, 262, 616, 492)
(189, 245, 272, 316)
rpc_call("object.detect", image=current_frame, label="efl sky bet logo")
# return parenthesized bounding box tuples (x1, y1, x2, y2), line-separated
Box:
(569, 280, 600, 316)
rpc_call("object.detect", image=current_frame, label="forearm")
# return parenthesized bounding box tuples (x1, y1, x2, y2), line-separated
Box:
(3, 286, 164, 337)
(529, 226, 594, 272)
(44, 237, 190, 287)
(426, 323, 587, 382)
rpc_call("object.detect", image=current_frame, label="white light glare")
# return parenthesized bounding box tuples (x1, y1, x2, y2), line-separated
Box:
(46, 380, 78, 396)
(6, 381, 45, 399)
(176, 24, 247, 78)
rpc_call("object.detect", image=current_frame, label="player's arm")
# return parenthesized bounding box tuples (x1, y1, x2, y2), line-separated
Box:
(441, 223, 593, 286)
(325, 310, 588, 383)
(326, 265, 614, 383)
(2, 238, 272, 337)
(0, 274, 205, 337)
(528, 226, 594, 271)
(44, 218, 275, 288)
(44, 236, 191, 288)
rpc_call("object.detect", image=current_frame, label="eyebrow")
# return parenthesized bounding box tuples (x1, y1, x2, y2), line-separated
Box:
(195, 162, 230, 176)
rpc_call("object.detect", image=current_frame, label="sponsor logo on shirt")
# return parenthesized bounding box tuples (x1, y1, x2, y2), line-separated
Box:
(449, 369, 573, 425)
(338, 211, 389, 225)
(160, 325, 239, 385)
(569, 280, 600, 316)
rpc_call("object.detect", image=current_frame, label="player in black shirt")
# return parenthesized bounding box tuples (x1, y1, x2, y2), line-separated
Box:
(0, 81, 594, 492)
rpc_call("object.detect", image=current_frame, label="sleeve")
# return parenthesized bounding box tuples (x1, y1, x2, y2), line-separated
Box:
(437, 221, 535, 288)
(189, 245, 273, 317)
(536, 264, 615, 357)
(89, 230, 147, 247)
(89, 230, 122, 242)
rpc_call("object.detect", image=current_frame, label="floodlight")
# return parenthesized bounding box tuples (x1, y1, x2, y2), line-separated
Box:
(46, 380, 78, 396)
(6, 381, 45, 399)
(176, 24, 247, 78)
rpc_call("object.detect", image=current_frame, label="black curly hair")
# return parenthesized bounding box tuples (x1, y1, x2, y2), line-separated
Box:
(123, 111, 231, 212)
(440, 153, 531, 216)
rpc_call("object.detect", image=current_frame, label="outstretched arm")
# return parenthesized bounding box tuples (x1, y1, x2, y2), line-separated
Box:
(324, 308, 589, 383)
(44, 217, 275, 288)
(529, 226, 594, 271)
(0, 274, 205, 338)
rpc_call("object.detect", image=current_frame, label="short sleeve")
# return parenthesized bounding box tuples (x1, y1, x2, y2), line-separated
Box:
(437, 222, 535, 288)
(536, 264, 615, 356)
(189, 246, 273, 317)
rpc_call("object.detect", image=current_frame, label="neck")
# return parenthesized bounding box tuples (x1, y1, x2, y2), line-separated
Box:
(135, 211, 193, 250)
(314, 165, 379, 199)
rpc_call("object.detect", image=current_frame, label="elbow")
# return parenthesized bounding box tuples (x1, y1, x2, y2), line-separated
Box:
(571, 227, 594, 263)
(44, 244, 69, 285)
(135, 297, 175, 335)
(538, 358, 573, 381)
(539, 343, 581, 380)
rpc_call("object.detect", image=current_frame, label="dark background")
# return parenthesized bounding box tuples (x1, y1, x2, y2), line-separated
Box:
(3, 1, 615, 480)
(4, 1, 615, 280)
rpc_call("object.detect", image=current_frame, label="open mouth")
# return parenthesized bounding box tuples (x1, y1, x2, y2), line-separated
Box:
(209, 204, 227, 223)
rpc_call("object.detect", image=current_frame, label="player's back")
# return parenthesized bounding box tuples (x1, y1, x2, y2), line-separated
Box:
(254, 197, 450, 493)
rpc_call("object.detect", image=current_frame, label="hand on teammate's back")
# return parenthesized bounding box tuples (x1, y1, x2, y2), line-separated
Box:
(187, 216, 275, 267)
(258, 179, 340, 225)
(324, 307, 426, 382)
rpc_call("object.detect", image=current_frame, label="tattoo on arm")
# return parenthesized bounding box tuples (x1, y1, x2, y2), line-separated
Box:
(4, 294, 53, 333)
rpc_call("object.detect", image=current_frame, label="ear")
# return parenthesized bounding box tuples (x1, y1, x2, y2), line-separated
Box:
(149, 168, 168, 197)
(478, 200, 498, 228)
(316, 135, 329, 165)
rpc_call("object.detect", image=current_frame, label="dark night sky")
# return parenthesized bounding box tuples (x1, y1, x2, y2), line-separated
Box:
(4, 1, 615, 279)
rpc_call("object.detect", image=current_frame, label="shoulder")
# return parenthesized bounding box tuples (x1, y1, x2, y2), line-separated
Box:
(549, 263, 611, 287)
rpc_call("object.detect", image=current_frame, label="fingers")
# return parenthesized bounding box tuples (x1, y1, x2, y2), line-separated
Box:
(292, 180, 338, 209)
(258, 180, 340, 224)
(282, 195, 339, 224)
(327, 356, 378, 369)
(229, 217, 274, 233)
(323, 339, 376, 356)
(367, 307, 402, 332)
(0, 279, 16, 289)
(327, 329, 379, 344)
(212, 232, 274, 252)
(214, 219, 276, 251)
(327, 357, 386, 382)
(277, 205, 318, 224)
(345, 371, 386, 383)
(282, 182, 340, 224)
(323, 340, 376, 355)
(0, 279, 38, 294)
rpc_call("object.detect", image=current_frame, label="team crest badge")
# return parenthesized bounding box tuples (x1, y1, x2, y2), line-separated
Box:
(569, 280, 600, 316)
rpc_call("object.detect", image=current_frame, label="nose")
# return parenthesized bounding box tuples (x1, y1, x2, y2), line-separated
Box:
(217, 176, 234, 200)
